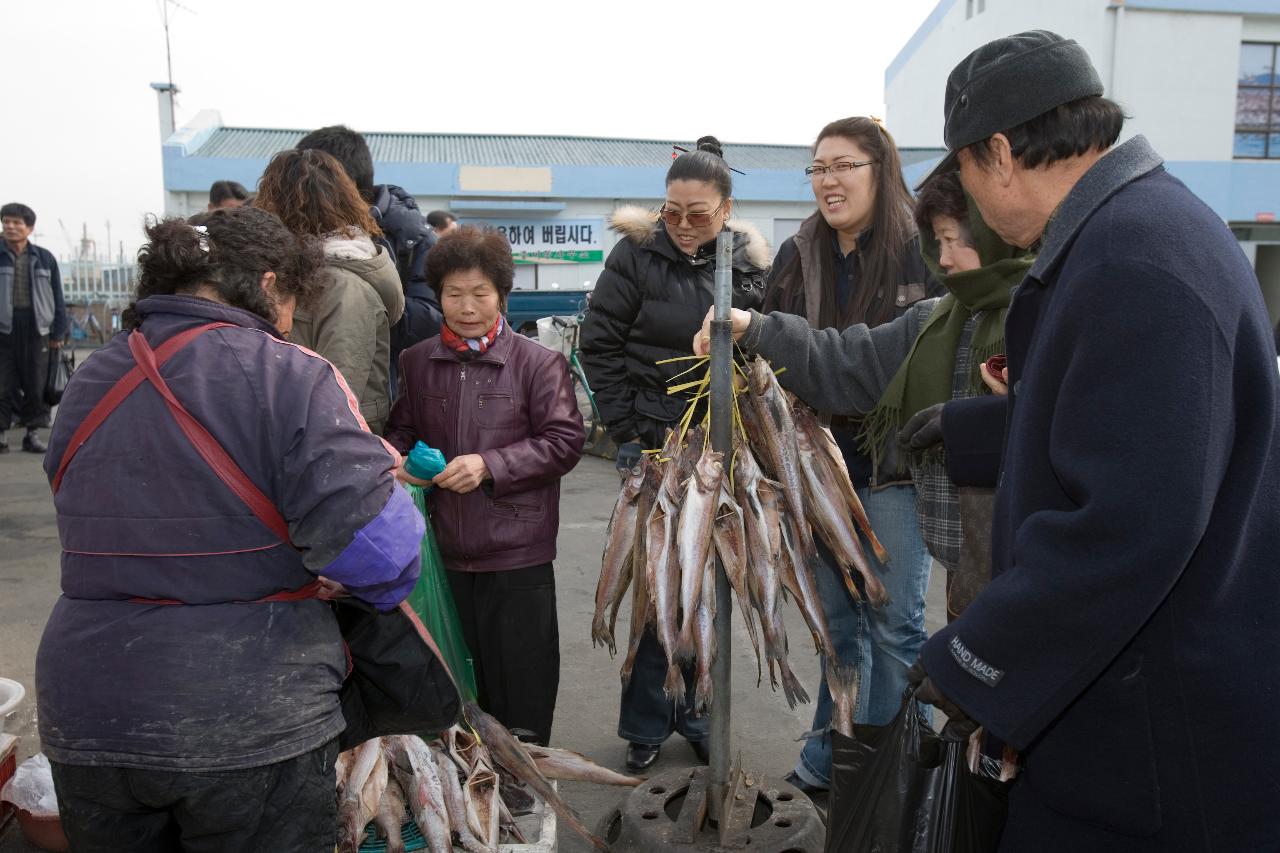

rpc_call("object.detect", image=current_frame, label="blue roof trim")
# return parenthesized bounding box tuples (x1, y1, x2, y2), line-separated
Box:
(886, 0, 958, 88)
(163, 153, 817, 203)
(1124, 0, 1280, 14)
(450, 200, 567, 212)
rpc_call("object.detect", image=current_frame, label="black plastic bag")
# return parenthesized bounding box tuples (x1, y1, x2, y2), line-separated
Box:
(334, 598, 462, 751)
(44, 345, 75, 407)
(825, 695, 1010, 853)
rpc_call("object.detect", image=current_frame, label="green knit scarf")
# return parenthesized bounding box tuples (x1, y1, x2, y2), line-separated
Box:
(859, 198, 1033, 470)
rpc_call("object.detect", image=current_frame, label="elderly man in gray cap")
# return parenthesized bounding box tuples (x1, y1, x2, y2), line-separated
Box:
(903, 30, 1280, 851)
(693, 29, 1278, 849)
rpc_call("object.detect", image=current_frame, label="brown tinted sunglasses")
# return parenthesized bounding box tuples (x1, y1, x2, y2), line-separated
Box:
(658, 201, 726, 228)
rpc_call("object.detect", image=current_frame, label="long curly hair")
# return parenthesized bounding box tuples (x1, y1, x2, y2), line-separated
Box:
(253, 149, 381, 240)
(123, 207, 324, 330)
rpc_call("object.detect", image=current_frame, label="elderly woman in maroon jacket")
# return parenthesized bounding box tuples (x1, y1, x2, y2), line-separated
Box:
(386, 226, 585, 745)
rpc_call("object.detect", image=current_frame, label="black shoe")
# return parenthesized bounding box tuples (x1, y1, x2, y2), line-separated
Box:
(688, 738, 709, 765)
(626, 742, 661, 772)
(783, 770, 828, 796)
(22, 430, 46, 454)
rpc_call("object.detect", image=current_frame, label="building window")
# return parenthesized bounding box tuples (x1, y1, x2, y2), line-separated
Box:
(1236, 42, 1279, 159)
(966, 0, 974, 19)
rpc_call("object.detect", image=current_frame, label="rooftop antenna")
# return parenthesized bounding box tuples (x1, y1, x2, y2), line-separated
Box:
(155, 0, 196, 135)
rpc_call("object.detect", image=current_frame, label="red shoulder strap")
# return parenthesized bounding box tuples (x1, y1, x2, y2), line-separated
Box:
(51, 323, 232, 493)
(126, 329, 292, 544)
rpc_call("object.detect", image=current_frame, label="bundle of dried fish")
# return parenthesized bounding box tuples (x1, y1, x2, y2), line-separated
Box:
(335, 706, 639, 852)
(590, 354, 887, 716)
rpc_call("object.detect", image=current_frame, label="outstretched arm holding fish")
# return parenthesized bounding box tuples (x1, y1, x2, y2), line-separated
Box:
(692, 302, 937, 418)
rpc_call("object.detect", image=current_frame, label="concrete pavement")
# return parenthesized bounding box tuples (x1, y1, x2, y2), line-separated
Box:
(0, 430, 945, 851)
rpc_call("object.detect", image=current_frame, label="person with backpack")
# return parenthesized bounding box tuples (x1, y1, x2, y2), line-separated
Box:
(295, 125, 441, 392)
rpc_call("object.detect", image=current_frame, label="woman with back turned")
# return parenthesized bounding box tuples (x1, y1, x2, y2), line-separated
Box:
(38, 207, 423, 851)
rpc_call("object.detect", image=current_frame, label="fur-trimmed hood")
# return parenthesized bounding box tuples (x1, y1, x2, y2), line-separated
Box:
(608, 204, 771, 271)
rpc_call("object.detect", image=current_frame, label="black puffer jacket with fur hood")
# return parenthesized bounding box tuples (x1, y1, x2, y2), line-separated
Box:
(580, 206, 769, 447)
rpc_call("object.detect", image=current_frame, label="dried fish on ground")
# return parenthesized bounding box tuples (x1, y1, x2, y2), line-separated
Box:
(388, 735, 452, 853)
(338, 738, 388, 853)
(464, 755, 499, 850)
(464, 702, 609, 851)
(433, 742, 488, 853)
(523, 744, 644, 787)
(372, 776, 408, 853)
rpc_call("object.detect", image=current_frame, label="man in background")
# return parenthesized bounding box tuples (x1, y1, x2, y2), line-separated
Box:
(207, 180, 250, 210)
(0, 202, 66, 453)
(427, 210, 458, 235)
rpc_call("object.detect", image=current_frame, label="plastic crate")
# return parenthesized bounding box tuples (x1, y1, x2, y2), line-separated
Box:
(358, 783, 556, 852)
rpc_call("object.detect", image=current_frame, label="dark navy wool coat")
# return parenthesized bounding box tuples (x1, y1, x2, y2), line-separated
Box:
(920, 136, 1280, 851)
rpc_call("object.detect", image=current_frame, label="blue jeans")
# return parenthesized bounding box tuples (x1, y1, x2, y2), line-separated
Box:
(793, 483, 932, 788)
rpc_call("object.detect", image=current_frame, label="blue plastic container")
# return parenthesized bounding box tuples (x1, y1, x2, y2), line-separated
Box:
(404, 441, 447, 482)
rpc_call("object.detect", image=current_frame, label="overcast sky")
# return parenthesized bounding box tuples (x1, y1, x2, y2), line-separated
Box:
(5, 0, 939, 260)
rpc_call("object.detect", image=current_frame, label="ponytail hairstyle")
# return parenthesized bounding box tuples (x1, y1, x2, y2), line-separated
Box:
(666, 135, 733, 200)
(814, 117, 916, 327)
(124, 206, 323, 330)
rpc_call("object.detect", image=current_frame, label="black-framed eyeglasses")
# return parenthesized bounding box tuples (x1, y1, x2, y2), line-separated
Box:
(658, 201, 727, 228)
(805, 160, 875, 177)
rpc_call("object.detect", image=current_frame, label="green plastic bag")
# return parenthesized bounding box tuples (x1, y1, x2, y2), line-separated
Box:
(405, 484, 478, 703)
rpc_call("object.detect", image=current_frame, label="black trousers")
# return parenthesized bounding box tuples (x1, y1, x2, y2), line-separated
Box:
(48, 740, 339, 853)
(616, 625, 709, 745)
(447, 563, 561, 745)
(0, 310, 51, 430)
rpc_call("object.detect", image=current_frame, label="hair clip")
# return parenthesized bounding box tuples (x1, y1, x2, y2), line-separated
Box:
(870, 115, 887, 131)
(191, 224, 211, 253)
(670, 145, 746, 176)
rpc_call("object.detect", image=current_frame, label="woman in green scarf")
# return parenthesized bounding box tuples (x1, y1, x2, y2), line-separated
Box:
(693, 169, 1031, 617)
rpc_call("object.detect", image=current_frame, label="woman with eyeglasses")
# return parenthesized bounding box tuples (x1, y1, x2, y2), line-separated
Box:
(579, 136, 769, 772)
(761, 117, 942, 795)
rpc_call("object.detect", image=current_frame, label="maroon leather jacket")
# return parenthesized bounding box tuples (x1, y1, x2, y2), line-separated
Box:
(385, 325, 586, 571)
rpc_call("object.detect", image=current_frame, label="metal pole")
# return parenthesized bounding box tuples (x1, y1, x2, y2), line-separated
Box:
(707, 228, 734, 821)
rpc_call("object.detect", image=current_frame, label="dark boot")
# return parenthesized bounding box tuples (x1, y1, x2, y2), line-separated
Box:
(0, 432, 8, 453)
(626, 742, 661, 772)
(22, 429, 47, 454)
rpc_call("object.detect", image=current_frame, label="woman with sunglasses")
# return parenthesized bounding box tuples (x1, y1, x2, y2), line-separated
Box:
(579, 136, 769, 772)
(762, 117, 942, 795)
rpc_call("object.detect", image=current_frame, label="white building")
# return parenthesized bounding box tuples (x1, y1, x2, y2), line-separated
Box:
(885, 0, 1280, 322)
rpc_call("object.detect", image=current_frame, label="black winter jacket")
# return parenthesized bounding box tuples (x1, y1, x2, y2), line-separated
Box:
(370, 184, 442, 357)
(579, 207, 768, 447)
